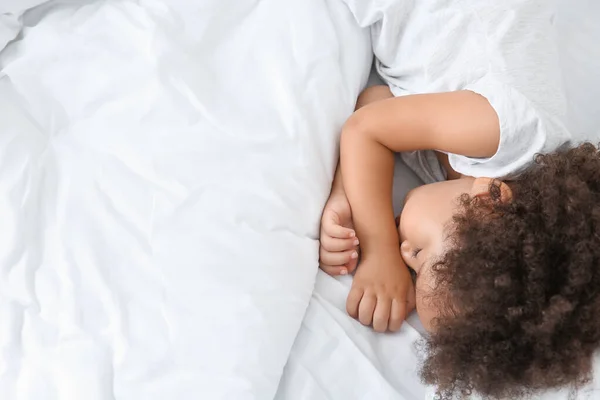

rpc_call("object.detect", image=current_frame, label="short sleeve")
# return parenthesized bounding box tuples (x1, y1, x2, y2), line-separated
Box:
(448, 75, 570, 179)
(446, 1, 572, 179)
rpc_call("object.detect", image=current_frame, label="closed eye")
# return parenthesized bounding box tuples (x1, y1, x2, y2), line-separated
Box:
(412, 248, 422, 258)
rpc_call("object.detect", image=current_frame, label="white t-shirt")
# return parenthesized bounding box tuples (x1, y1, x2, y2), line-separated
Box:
(344, 0, 572, 180)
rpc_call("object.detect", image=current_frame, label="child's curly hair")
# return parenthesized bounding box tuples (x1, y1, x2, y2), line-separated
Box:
(420, 143, 600, 399)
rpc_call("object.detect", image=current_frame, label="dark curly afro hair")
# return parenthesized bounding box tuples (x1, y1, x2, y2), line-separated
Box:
(420, 143, 600, 399)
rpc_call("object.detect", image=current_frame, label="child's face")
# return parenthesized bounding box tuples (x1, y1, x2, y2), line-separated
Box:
(396, 177, 478, 331)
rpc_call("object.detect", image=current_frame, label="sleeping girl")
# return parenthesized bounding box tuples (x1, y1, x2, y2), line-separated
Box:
(318, 0, 600, 398)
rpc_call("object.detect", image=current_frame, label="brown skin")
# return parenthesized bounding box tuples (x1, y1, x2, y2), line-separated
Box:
(319, 165, 359, 277)
(320, 85, 600, 397)
(421, 144, 600, 399)
(319, 86, 395, 277)
(321, 85, 501, 332)
(321, 88, 600, 399)
(397, 175, 512, 331)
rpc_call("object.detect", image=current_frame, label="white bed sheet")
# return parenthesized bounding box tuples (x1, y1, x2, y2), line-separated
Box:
(277, 154, 428, 400)
(279, 1, 600, 399)
(1, 0, 599, 399)
(556, 0, 600, 139)
(280, 155, 600, 400)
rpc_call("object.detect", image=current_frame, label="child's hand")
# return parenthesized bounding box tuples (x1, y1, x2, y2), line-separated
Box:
(319, 191, 360, 276)
(346, 252, 415, 332)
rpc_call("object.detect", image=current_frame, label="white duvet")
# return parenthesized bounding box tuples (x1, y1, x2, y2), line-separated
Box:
(0, 1, 370, 399)
(280, 1, 600, 399)
(2, 1, 600, 400)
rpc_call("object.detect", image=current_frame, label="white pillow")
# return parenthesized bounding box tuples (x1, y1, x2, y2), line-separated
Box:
(0, 1, 371, 398)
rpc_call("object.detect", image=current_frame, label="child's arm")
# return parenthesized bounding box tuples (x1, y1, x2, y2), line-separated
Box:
(319, 163, 359, 277)
(319, 86, 407, 276)
(341, 87, 500, 331)
(342, 89, 499, 255)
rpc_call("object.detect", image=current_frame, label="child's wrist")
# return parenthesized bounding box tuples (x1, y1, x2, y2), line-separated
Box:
(360, 241, 402, 262)
(330, 181, 346, 197)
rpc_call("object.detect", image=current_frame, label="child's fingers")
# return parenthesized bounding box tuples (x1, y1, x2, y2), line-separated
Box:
(320, 265, 350, 276)
(346, 255, 359, 274)
(388, 299, 406, 332)
(323, 219, 355, 239)
(346, 287, 364, 319)
(319, 248, 358, 267)
(321, 235, 359, 252)
(358, 292, 377, 326)
(373, 297, 391, 333)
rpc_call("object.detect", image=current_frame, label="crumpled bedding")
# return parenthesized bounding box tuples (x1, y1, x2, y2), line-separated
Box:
(2, 1, 600, 399)
(280, 0, 600, 399)
(0, 1, 370, 399)
(277, 152, 428, 400)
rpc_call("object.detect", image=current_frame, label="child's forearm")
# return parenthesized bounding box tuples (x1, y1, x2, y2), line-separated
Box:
(340, 86, 398, 256)
(341, 90, 500, 257)
(341, 124, 398, 257)
(330, 86, 396, 199)
(330, 162, 345, 196)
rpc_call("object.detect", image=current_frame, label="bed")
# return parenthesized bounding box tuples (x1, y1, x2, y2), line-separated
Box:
(280, 1, 600, 399)
(1, 1, 599, 399)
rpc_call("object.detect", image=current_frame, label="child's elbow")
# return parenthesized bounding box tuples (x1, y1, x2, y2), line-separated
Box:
(340, 114, 368, 156)
(341, 112, 369, 143)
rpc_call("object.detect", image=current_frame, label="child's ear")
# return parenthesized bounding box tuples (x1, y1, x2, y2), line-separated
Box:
(470, 177, 513, 203)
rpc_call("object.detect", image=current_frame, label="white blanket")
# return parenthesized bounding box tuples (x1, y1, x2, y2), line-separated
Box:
(0, 1, 370, 399)
(3, 1, 600, 399)
(279, 1, 600, 399)
(277, 153, 428, 400)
